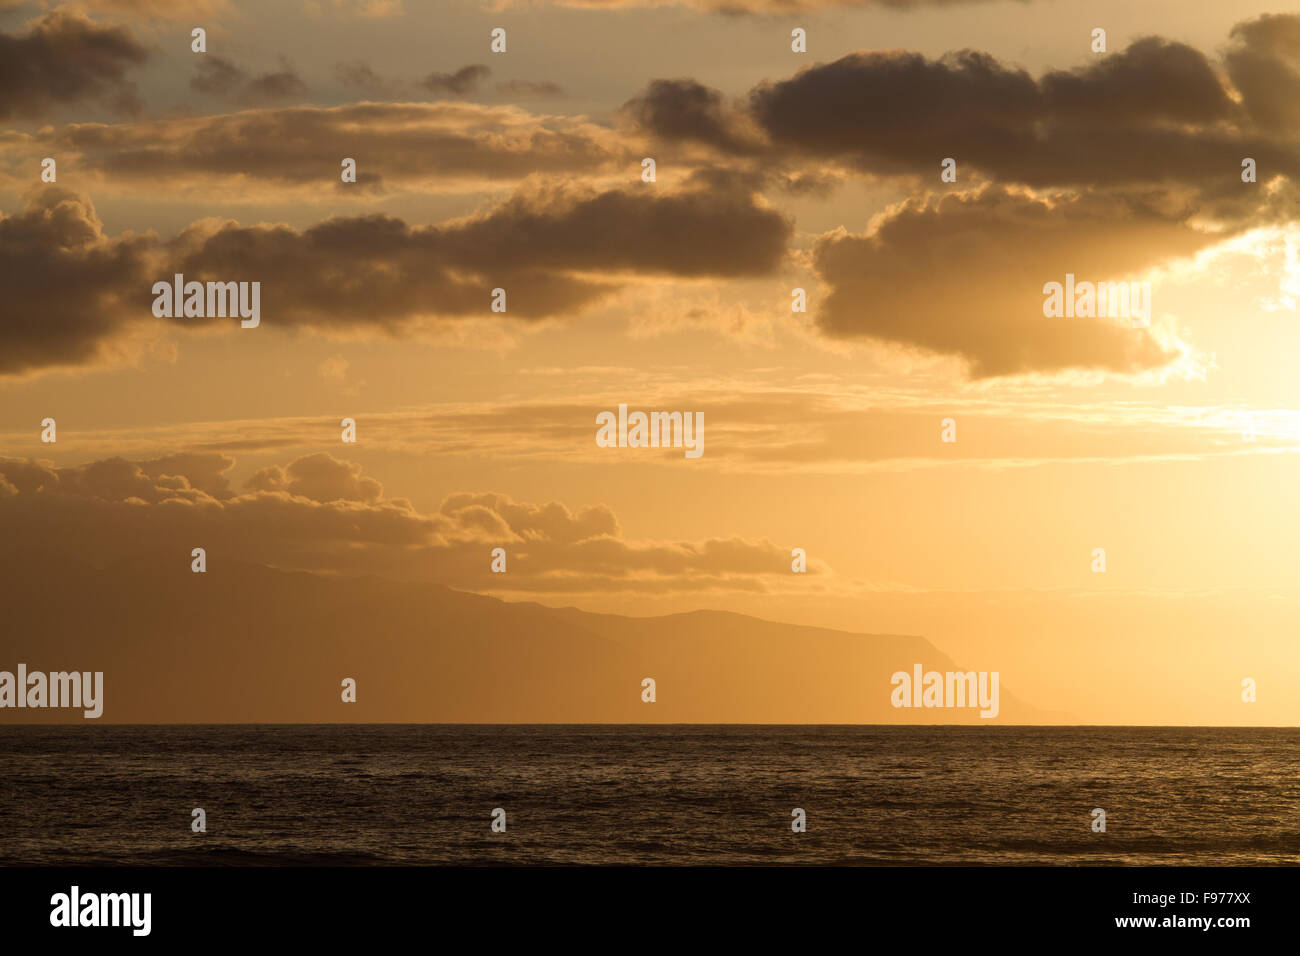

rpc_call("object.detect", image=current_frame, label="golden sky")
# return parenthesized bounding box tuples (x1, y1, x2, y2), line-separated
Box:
(2, 0, 1299, 724)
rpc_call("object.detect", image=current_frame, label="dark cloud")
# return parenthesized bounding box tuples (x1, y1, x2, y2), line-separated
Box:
(611, 16, 1300, 378)
(1226, 14, 1300, 133)
(626, 27, 1300, 196)
(621, 78, 764, 155)
(331, 61, 565, 102)
(336, 63, 563, 101)
(496, 79, 566, 99)
(0, 10, 146, 119)
(749, 39, 1278, 192)
(1041, 37, 1235, 124)
(0, 188, 155, 375)
(190, 55, 308, 104)
(333, 59, 403, 97)
(421, 64, 490, 97)
(562, 0, 1012, 10)
(684, 162, 842, 198)
(169, 180, 789, 328)
(242, 62, 309, 103)
(0, 181, 789, 374)
(0, 0, 235, 18)
(750, 50, 1036, 168)
(189, 55, 244, 96)
(811, 186, 1198, 378)
(426, 179, 791, 278)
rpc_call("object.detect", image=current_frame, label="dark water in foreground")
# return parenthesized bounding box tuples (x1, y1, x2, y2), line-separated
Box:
(1, 725, 1297, 865)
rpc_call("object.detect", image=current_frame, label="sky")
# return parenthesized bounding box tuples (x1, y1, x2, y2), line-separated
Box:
(2, 0, 1300, 724)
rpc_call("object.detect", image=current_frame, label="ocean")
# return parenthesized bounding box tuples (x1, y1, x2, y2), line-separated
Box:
(2, 725, 1297, 865)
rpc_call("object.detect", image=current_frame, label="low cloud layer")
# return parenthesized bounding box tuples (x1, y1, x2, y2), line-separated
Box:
(0, 452, 817, 593)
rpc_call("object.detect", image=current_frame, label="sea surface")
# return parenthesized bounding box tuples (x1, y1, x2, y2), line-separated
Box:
(1, 725, 1297, 865)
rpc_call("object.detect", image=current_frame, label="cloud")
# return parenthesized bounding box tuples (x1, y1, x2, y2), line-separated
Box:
(0, 453, 817, 593)
(620, 78, 765, 155)
(747, 40, 1282, 194)
(161, 177, 787, 321)
(1041, 37, 1234, 124)
(0, 181, 790, 374)
(1226, 13, 1300, 133)
(420, 64, 490, 97)
(811, 186, 1197, 377)
(624, 28, 1300, 200)
(614, 19, 1300, 375)
(23, 102, 628, 195)
(138, 452, 236, 497)
(335, 63, 564, 101)
(189, 55, 245, 96)
(304, 0, 404, 17)
(0, 188, 155, 375)
(190, 55, 309, 104)
(333, 59, 404, 97)
(496, 79, 566, 99)
(417, 178, 790, 278)
(317, 355, 350, 381)
(440, 491, 620, 544)
(241, 63, 309, 103)
(0, 0, 234, 18)
(162, 181, 787, 332)
(4, 378, 1290, 480)
(556, 0, 1011, 11)
(247, 453, 382, 503)
(0, 10, 147, 119)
